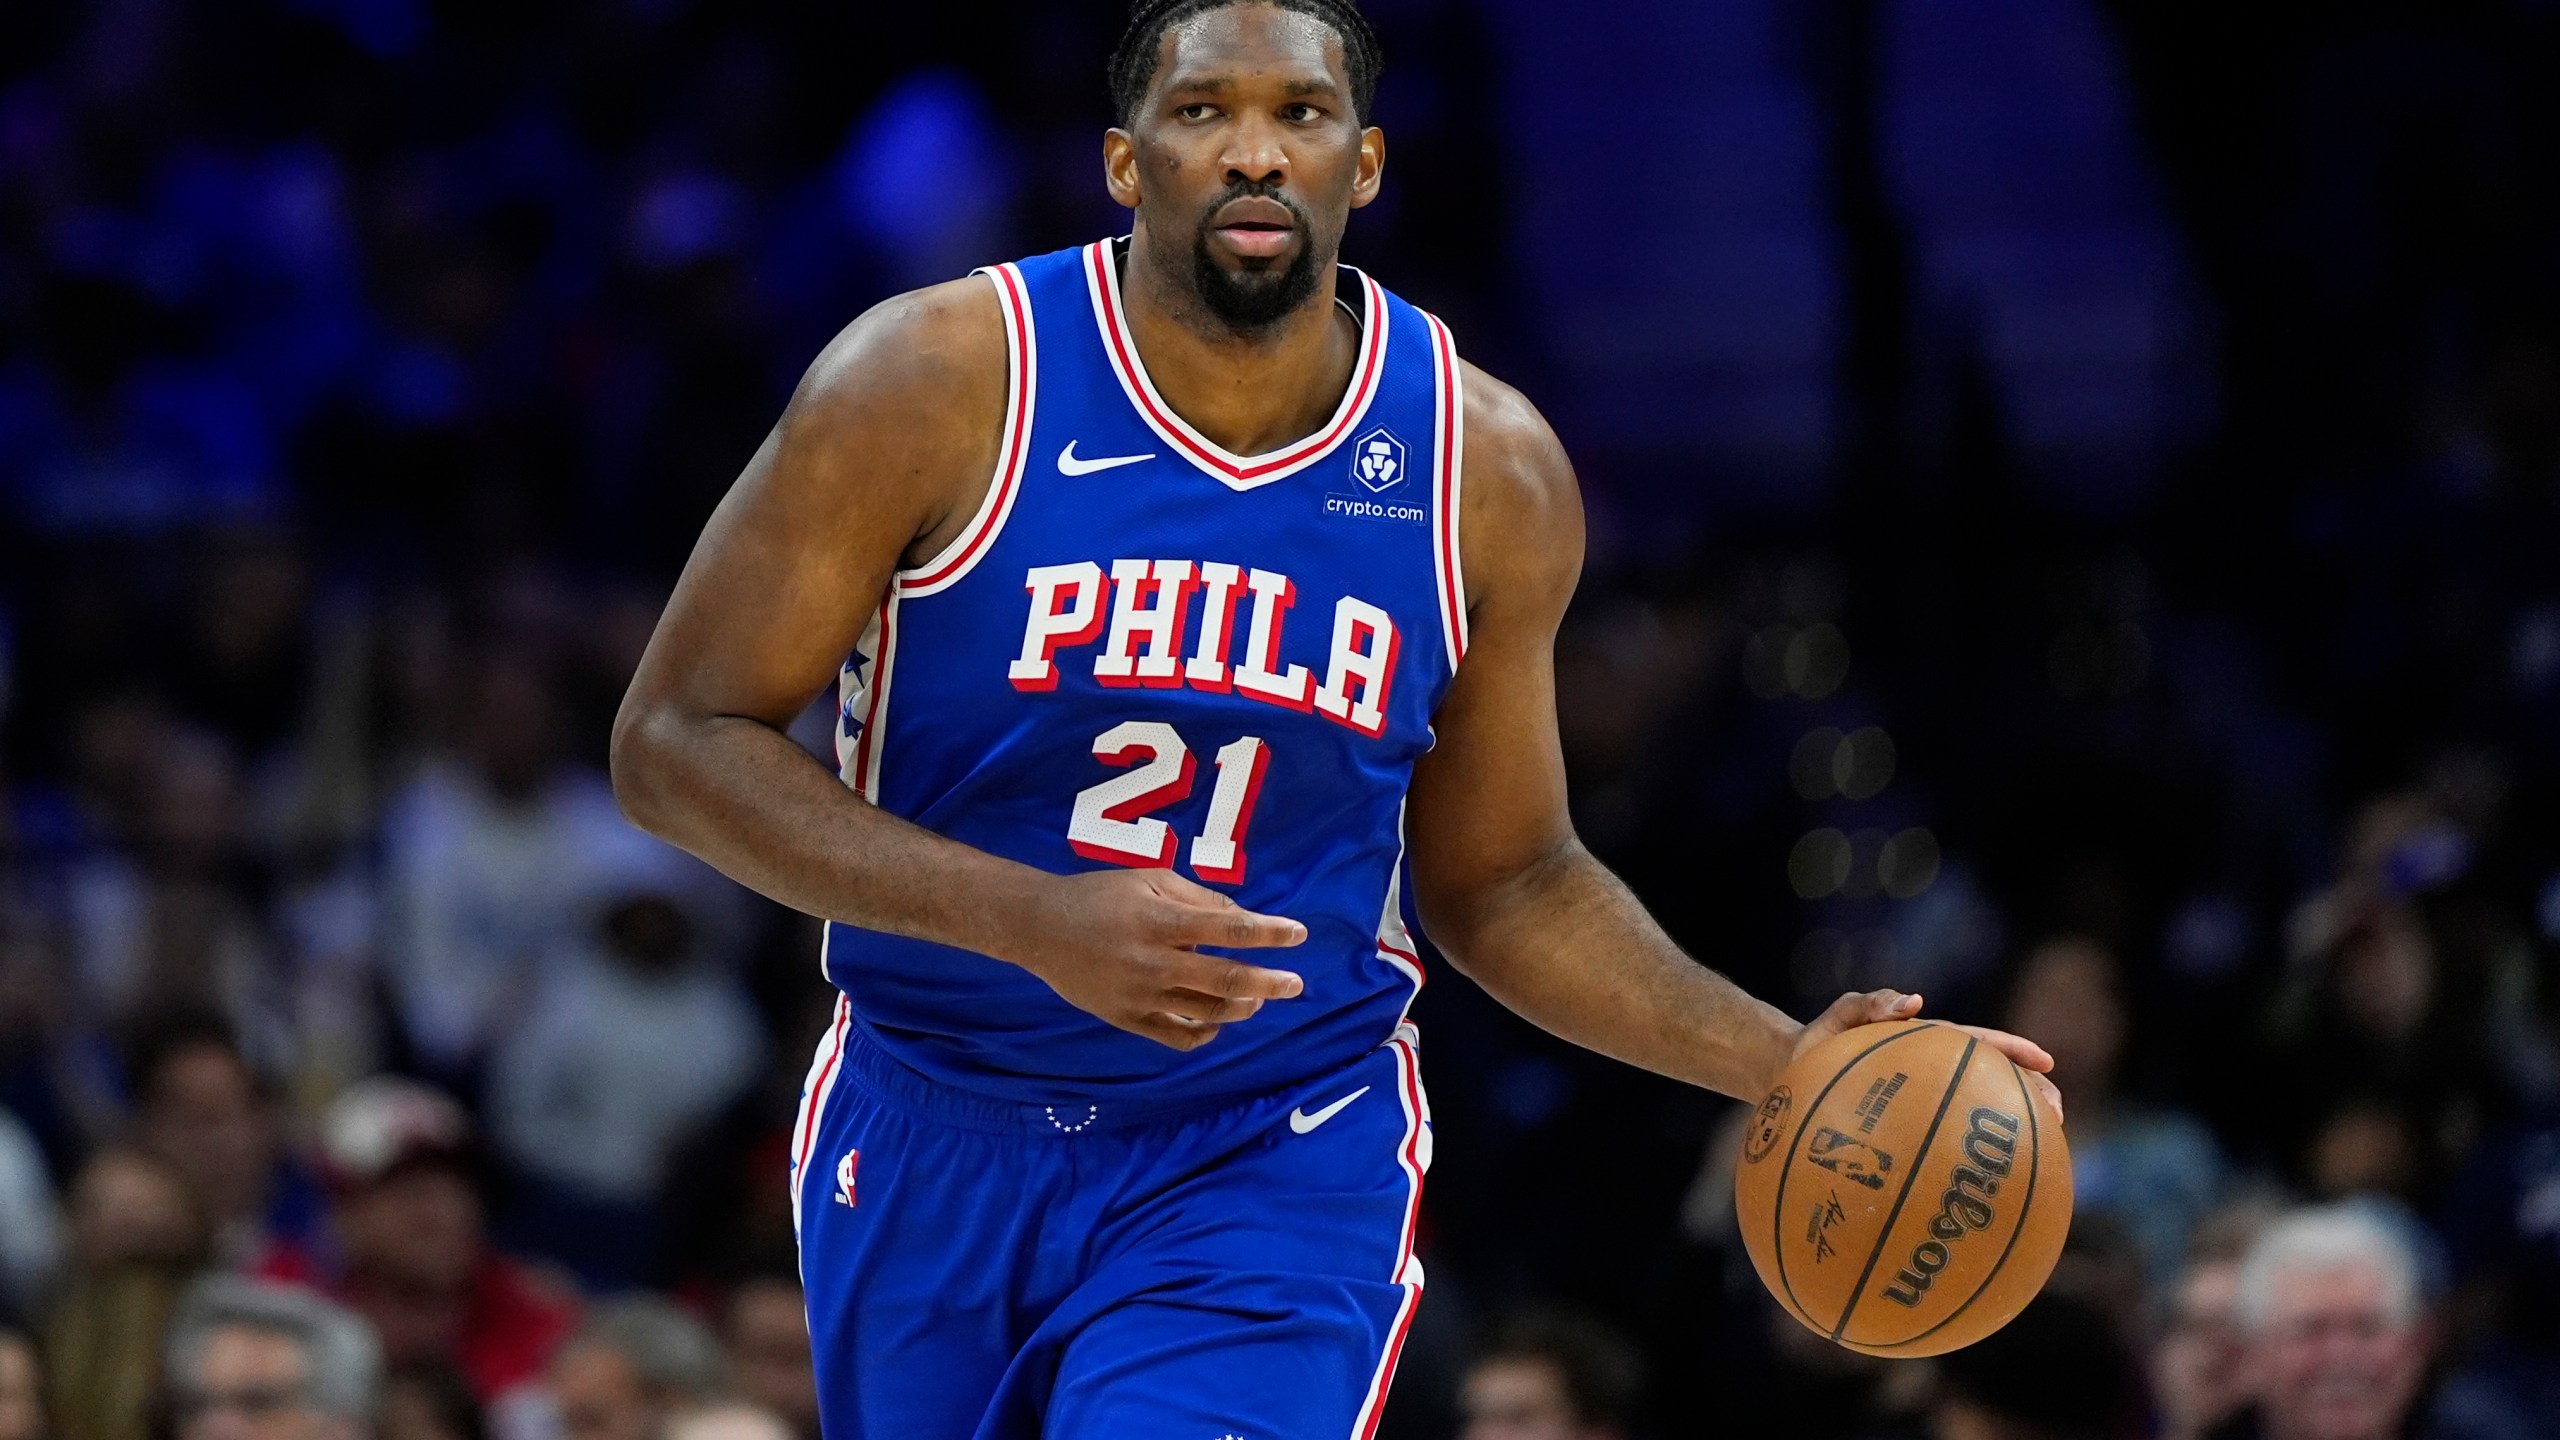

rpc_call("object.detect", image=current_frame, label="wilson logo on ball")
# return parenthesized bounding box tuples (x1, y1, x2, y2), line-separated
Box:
(1881, 1107, 2019, 1308)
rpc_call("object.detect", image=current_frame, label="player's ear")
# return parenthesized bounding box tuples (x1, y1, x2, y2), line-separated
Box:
(1348, 126, 1385, 210)
(1104, 129, 1143, 210)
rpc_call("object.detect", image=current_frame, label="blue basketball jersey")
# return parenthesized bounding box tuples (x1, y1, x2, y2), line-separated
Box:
(818, 238, 1468, 1108)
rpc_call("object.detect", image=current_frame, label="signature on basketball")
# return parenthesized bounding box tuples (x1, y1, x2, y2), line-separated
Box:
(1805, 1190, 1848, 1263)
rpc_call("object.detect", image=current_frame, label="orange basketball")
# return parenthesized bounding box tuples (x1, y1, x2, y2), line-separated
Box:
(1733, 1020, 2071, 1357)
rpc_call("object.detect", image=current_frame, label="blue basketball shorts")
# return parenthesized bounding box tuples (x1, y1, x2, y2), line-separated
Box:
(787, 998, 1431, 1440)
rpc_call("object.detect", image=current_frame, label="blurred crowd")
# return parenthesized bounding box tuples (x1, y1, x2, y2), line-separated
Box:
(8, 0, 2560, 1438)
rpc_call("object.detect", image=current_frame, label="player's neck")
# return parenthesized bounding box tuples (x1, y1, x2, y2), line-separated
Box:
(1118, 230, 1360, 458)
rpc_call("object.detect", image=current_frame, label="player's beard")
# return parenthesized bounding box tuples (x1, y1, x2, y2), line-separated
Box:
(1188, 183, 1326, 334)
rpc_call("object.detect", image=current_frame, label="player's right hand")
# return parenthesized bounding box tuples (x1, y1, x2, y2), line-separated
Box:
(1012, 868, 1307, 1051)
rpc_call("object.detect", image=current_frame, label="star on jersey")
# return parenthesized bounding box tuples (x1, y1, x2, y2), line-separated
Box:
(837, 648, 873, 744)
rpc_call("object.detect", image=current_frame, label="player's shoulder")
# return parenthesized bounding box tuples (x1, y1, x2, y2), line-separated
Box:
(785, 275, 1009, 437)
(1452, 359, 1582, 589)
(1454, 360, 1569, 488)
(760, 275, 1011, 548)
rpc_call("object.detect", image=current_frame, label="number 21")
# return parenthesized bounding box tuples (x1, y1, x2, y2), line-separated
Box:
(1068, 721, 1271, 884)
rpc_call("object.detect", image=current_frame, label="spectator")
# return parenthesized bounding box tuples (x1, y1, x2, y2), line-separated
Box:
(2435, 1095, 2560, 1440)
(44, 1147, 206, 1440)
(2153, 1210, 2272, 1440)
(0, 1106, 59, 1318)
(127, 1015, 321, 1274)
(1459, 1310, 1642, 1440)
(2210, 1205, 2437, 1440)
(1933, 1290, 2143, 1440)
(716, 1280, 813, 1440)
(4, 3, 2560, 1435)
(485, 834, 757, 1291)
(0, 1329, 42, 1440)
(61, 1148, 204, 1271)
(2000, 934, 2225, 1289)
(375, 1367, 482, 1440)
(2301, 1098, 2427, 1206)
(548, 1300, 725, 1440)
(262, 1079, 576, 1407)
(377, 645, 633, 1078)
(64, 729, 287, 1074)
(163, 1279, 379, 1440)
(2267, 797, 2505, 1198)
(662, 1406, 790, 1440)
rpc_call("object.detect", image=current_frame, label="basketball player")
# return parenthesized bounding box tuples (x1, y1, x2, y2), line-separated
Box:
(612, 1, 2062, 1434)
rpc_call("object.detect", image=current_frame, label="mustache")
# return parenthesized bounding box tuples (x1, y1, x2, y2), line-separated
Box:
(1199, 180, 1311, 231)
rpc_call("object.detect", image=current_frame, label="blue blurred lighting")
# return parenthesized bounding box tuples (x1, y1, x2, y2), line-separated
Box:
(836, 72, 1010, 281)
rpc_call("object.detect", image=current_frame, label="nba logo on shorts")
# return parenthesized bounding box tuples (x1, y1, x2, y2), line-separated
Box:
(835, 1149, 860, 1207)
(1351, 427, 1407, 493)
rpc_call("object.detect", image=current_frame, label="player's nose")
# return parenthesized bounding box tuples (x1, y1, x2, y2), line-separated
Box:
(1219, 118, 1288, 187)
(1221, 155, 1286, 190)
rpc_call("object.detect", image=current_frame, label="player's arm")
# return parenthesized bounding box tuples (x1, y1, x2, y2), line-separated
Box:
(1404, 365, 2059, 1106)
(611, 279, 1304, 1053)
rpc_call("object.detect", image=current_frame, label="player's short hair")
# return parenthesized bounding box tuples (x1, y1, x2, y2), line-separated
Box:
(2233, 1202, 2424, 1333)
(1471, 1308, 1642, 1427)
(1108, 0, 1383, 128)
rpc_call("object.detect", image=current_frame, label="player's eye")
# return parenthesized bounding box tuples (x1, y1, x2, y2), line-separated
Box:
(1176, 103, 1218, 122)
(1283, 103, 1323, 124)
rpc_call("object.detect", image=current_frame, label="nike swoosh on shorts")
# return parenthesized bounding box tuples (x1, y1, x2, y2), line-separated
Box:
(1288, 1085, 1372, 1135)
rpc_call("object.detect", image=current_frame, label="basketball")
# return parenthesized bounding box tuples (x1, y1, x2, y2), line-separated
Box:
(1734, 1020, 2072, 1357)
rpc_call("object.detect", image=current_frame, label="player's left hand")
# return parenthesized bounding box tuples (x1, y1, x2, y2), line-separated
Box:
(1791, 989, 2064, 1126)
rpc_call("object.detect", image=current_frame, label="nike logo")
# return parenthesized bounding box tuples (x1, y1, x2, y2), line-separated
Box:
(1289, 1085, 1371, 1135)
(1057, 441, 1155, 476)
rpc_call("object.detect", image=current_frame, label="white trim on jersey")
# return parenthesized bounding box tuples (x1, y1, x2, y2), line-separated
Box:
(898, 262, 1039, 598)
(1350, 1022, 1429, 1440)
(1374, 806, 1425, 1004)
(1426, 312, 1468, 675)
(788, 991, 851, 1247)
(1083, 239, 1390, 493)
(835, 590, 902, 804)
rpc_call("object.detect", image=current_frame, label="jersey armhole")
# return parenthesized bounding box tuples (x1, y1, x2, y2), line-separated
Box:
(1426, 311, 1468, 675)
(897, 263, 1038, 598)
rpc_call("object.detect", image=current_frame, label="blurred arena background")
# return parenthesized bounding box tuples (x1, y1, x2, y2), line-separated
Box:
(4, 1, 2560, 1437)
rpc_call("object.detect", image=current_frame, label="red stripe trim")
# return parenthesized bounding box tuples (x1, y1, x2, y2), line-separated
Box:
(1391, 1034, 1425, 1263)
(793, 997, 850, 1191)
(850, 596, 896, 796)
(1351, 1033, 1427, 1439)
(901, 264, 1034, 592)
(1356, 1287, 1420, 1440)
(1088, 242, 1387, 483)
(1429, 315, 1466, 668)
(1376, 941, 1426, 990)
(1357, 1289, 1421, 1440)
